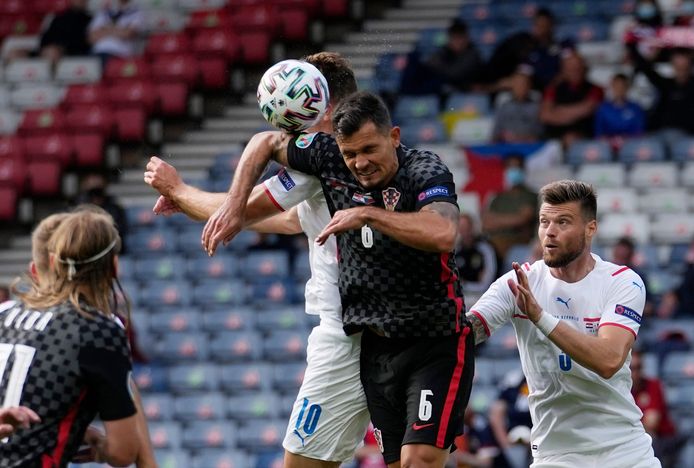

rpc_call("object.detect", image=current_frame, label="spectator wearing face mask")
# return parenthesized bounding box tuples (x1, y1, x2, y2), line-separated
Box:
(634, 0, 665, 29)
(482, 155, 538, 263)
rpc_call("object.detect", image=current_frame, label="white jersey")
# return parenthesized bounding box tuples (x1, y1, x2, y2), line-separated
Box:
(263, 167, 343, 329)
(470, 254, 648, 458)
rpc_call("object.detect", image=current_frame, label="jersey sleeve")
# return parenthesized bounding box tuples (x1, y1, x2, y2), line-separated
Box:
(468, 270, 516, 337)
(286, 132, 336, 176)
(411, 152, 458, 210)
(598, 269, 646, 339)
(263, 167, 323, 211)
(79, 318, 136, 421)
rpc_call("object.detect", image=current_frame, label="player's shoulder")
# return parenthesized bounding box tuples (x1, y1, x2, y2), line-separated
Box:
(402, 146, 446, 170)
(293, 131, 337, 151)
(78, 308, 128, 345)
(592, 254, 644, 285)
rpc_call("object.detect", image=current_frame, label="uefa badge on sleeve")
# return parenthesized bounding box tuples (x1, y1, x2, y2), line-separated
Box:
(373, 427, 384, 453)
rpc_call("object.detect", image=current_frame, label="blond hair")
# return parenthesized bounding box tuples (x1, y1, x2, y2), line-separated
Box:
(31, 213, 71, 280)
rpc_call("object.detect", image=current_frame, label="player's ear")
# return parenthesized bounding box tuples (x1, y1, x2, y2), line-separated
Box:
(390, 126, 401, 148)
(113, 255, 119, 278)
(29, 262, 39, 282)
(585, 218, 597, 240)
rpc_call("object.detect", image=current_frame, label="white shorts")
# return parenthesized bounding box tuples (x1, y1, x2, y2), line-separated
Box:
(531, 433, 661, 468)
(283, 324, 370, 462)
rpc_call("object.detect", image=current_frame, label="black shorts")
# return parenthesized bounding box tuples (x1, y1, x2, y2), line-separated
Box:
(360, 326, 475, 464)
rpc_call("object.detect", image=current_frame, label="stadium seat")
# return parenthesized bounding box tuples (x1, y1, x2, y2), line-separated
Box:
(220, 363, 273, 394)
(0, 110, 19, 136)
(566, 139, 612, 164)
(63, 84, 107, 108)
(151, 53, 199, 87)
(196, 56, 229, 89)
(154, 451, 191, 468)
(142, 393, 174, 421)
(129, 229, 177, 254)
(4, 58, 50, 84)
(0, 186, 18, 221)
(154, 332, 209, 362)
(0, 153, 27, 190)
(393, 95, 440, 122)
(618, 137, 666, 163)
(629, 162, 678, 189)
(292, 250, 310, 282)
(169, 364, 219, 393)
(278, 394, 296, 419)
(193, 279, 246, 307)
(665, 381, 694, 412)
(249, 278, 295, 306)
(596, 187, 638, 214)
(662, 351, 694, 383)
(201, 307, 256, 332)
(187, 8, 233, 31)
(150, 310, 200, 334)
(146, 32, 191, 56)
(139, 280, 192, 307)
(23, 133, 73, 167)
(113, 107, 146, 141)
(175, 392, 227, 420)
(271, 362, 306, 392)
(146, 9, 186, 32)
(639, 189, 689, 214)
(11, 84, 63, 110)
(192, 450, 250, 468)
(236, 419, 286, 451)
(132, 364, 169, 393)
(26, 160, 61, 196)
(134, 256, 185, 281)
(65, 105, 114, 137)
(192, 28, 241, 62)
(372, 53, 409, 94)
(239, 31, 272, 64)
(255, 308, 305, 333)
(669, 244, 691, 271)
(178, 0, 228, 11)
(469, 24, 502, 50)
(445, 93, 491, 116)
(525, 165, 574, 192)
(55, 57, 101, 84)
(575, 163, 626, 187)
(228, 393, 280, 420)
(19, 108, 67, 136)
(670, 137, 694, 163)
(209, 330, 263, 362)
(104, 57, 151, 83)
(243, 250, 291, 279)
(556, 20, 609, 42)
(597, 213, 650, 244)
(450, 117, 494, 145)
(186, 253, 239, 280)
(126, 205, 165, 230)
(71, 133, 104, 167)
(651, 214, 694, 244)
(681, 162, 694, 189)
(157, 82, 189, 117)
(279, 9, 309, 41)
(400, 120, 447, 146)
(148, 422, 183, 449)
(182, 421, 237, 449)
(108, 80, 158, 114)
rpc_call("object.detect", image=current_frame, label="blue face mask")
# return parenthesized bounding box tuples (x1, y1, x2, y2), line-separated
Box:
(505, 167, 525, 188)
(637, 3, 657, 19)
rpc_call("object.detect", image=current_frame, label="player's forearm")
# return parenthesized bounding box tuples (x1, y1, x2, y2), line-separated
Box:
(130, 384, 157, 468)
(466, 312, 490, 345)
(362, 207, 457, 252)
(247, 206, 302, 234)
(169, 184, 226, 221)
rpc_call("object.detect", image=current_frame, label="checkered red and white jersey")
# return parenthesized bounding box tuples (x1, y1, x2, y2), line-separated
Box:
(0, 300, 135, 468)
(287, 132, 467, 339)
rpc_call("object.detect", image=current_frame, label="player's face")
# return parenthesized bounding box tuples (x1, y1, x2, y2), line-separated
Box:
(337, 122, 401, 189)
(538, 201, 595, 268)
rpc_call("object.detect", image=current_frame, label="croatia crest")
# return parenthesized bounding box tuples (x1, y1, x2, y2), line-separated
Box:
(382, 187, 401, 211)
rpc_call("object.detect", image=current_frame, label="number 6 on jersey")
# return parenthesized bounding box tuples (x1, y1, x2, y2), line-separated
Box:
(418, 390, 433, 421)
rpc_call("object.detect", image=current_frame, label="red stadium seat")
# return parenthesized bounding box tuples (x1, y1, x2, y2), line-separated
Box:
(239, 32, 271, 64)
(187, 9, 233, 31)
(63, 84, 107, 108)
(146, 32, 192, 56)
(0, 155, 27, 191)
(23, 133, 73, 167)
(34, 0, 70, 14)
(323, 0, 349, 17)
(104, 58, 151, 83)
(197, 58, 229, 89)
(19, 108, 67, 136)
(108, 81, 158, 114)
(157, 83, 189, 117)
(66, 105, 114, 138)
(0, 15, 42, 38)
(27, 160, 61, 196)
(279, 9, 308, 41)
(114, 108, 146, 142)
(72, 133, 104, 167)
(0, 186, 18, 221)
(151, 54, 199, 87)
(0, 136, 24, 160)
(274, 0, 321, 18)
(192, 29, 241, 61)
(0, 0, 31, 15)
(232, 5, 279, 34)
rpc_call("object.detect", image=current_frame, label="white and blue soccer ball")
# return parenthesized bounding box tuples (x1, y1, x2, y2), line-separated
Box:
(257, 59, 330, 133)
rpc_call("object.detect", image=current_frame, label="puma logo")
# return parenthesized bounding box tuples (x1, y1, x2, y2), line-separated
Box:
(632, 281, 643, 292)
(555, 297, 571, 309)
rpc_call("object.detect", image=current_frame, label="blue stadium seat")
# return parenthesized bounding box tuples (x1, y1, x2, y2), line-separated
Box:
(249, 279, 295, 306)
(272, 362, 306, 392)
(175, 392, 227, 421)
(117, 256, 135, 280)
(400, 120, 447, 146)
(187, 252, 240, 280)
(237, 419, 286, 451)
(618, 137, 666, 163)
(150, 310, 200, 334)
(209, 331, 263, 362)
(154, 451, 192, 468)
(134, 255, 185, 282)
(132, 364, 169, 393)
(193, 279, 246, 307)
(669, 244, 690, 271)
(220, 363, 273, 394)
(644, 320, 694, 347)
(666, 381, 694, 413)
(497, 2, 540, 21)
(373, 53, 409, 94)
(566, 139, 612, 164)
(255, 308, 305, 333)
(243, 250, 291, 279)
(129, 229, 177, 254)
(393, 95, 440, 123)
(129, 311, 150, 338)
(263, 331, 307, 362)
(154, 332, 209, 362)
(226, 230, 263, 252)
(662, 351, 694, 383)
(182, 421, 237, 449)
(444, 92, 491, 116)
(255, 450, 285, 468)
(279, 394, 297, 419)
(228, 393, 280, 420)
(193, 450, 250, 468)
(469, 24, 502, 50)
(670, 137, 694, 163)
(126, 205, 164, 230)
(149, 422, 183, 450)
(142, 393, 174, 422)
(292, 250, 311, 282)
(202, 306, 257, 332)
(415, 28, 447, 58)
(139, 280, 192, 308)
(169, 364, 219, 394)
(556, 20, 609, 42)
(459, 3, 498, 22)
(176, 224, 206, 254)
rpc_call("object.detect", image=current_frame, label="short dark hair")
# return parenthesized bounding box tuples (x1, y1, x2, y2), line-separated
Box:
(616, 236, 635, 252)
(302, 52, 358, 106)
(332, 91, 392, 139)
(449, 19, 468, 36)
(612, 72, 629, 83)
(535, 6, 555, 21)
(539, 180, 597, 221)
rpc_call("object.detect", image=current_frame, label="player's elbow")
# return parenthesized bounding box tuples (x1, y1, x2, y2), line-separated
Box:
(435, 224, 458, 252)
(104, 448, 139, 467)
(596, 359, 622, 379)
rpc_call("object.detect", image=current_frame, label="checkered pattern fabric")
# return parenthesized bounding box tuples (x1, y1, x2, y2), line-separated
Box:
(288, 133, 467, 338)
(0, 300, 134, 468)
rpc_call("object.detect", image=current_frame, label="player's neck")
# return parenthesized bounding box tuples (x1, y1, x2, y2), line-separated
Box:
(307, 121, 333, 134)
(549, 249, 596, 283)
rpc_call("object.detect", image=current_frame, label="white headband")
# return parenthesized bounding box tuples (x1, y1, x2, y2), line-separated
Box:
(55, 238, 118, 280)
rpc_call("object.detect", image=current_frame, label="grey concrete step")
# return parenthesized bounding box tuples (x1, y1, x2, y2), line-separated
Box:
(363, 18, 451, 32)
(161, 143, 242, 158)
(203, 118, 268, 132)
(184, 130, 254, 144)
(384, 7, 462, 20)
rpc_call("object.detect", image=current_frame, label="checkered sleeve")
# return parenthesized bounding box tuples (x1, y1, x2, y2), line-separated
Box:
(79, 317, 136, 421)
(286, 132, 334, 175)
(411, 152, 458, 210)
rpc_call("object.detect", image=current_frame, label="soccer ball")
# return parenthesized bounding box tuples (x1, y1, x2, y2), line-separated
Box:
(257, 59, 330, 133)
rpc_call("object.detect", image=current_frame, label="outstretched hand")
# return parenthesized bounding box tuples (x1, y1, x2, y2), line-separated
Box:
(201, 197, 244, 256)
(316, 207, 368, 246)
(152, 195, 181, 216)
(144, 156, 183, 198)
(0, 406, 40, 438)
(507, 262, 542, 322)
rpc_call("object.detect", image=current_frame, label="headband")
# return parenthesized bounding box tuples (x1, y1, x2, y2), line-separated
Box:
(55, 238, 118, 280)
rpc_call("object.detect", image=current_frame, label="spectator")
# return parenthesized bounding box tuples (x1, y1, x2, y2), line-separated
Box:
(673, 0, 694, 26)
(594, 73, 646, 139)
(540, 51, 604, 146)
(634, 0, 665, 29)
(39, 0, 92, 65)
(455, 213, 497, 295)
(630, 45, 694, 135)
(450, 407, 496, 468)
(492, 66, 543, 143)
(658, 239, 694, 317)
(88, 0, 144, 65)
(73, 174, 128, 253)
(611, 237, 653, 316)
(482, 155, 538, 263)
(630, 350, 684, 468)
(486, 7, 570, 90)
(353, 423, 387, 468)
(400, 19, 483, 95)
(488, 372, 533, 468)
